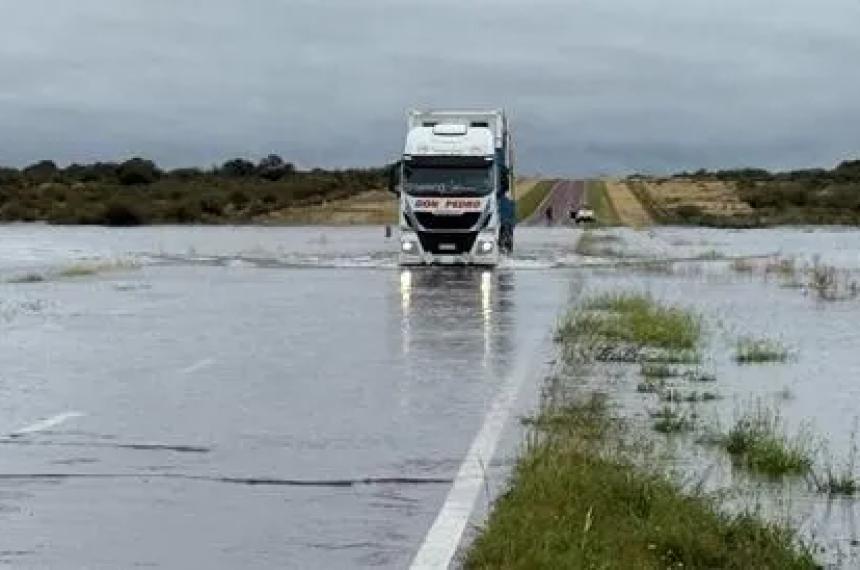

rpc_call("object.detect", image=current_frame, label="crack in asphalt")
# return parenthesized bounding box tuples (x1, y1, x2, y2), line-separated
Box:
(0, 473, 453, 488)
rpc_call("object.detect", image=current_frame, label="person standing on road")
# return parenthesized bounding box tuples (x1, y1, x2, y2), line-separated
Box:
(545, 206, 554, 225)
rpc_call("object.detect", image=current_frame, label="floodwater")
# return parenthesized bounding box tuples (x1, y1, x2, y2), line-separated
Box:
(568, 226, 860, 567)
(3, 223, 860, 568)
(0, 224, 580, 569)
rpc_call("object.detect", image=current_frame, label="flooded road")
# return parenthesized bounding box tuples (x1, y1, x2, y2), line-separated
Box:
(0, 225, 580, 569)
(4, 223, 860, 568)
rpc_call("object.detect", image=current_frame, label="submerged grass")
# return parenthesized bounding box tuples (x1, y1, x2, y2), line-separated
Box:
(7, 272, 46, 284)
(641, 363, 680, 378)
(651, 404, 696, 433)
(722, 404, 812, 478)
(466, 394, 816, 569)
(814, 467, 858, 496)
(574, 231, 626, 258)
(735, 337, 789, 364)
(6, 260, 139, 284)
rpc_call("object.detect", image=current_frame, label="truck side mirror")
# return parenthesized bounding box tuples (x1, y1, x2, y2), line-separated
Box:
(387, 161, 401, 195)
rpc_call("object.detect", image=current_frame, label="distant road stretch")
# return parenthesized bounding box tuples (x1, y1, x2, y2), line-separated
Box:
(523, 180, 585, 226)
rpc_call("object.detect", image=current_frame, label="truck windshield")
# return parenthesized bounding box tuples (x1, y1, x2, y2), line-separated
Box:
(404, 165, 493, 196)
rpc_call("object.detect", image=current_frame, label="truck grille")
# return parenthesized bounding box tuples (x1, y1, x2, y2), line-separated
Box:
(414, 212, 481, 231)
(417, 232, 478, 255)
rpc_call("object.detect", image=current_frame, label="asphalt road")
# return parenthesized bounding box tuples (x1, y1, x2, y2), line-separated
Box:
(0, 226, 580, 569)
(525, 180, 585, 226)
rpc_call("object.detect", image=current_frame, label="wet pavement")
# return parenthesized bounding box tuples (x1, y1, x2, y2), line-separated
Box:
(0, 225, 581, 569)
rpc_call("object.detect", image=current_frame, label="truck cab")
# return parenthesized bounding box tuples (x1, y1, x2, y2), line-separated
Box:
(389, 110, 515, 266)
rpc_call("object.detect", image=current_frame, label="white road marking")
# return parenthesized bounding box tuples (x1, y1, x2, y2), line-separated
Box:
(12, 411, 85, 436)
(181, 358, 215, 374)
(410, 335, 545, 570)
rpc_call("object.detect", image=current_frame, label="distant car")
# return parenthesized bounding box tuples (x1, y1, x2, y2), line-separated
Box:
(573, 208, 595, 223)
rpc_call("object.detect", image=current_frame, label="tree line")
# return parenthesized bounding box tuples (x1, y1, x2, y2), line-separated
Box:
(0, 155, 387, 225)
(0, 154, 340, 186)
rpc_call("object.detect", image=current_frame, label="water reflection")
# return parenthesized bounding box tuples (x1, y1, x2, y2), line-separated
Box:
(396, 268, 515, 374)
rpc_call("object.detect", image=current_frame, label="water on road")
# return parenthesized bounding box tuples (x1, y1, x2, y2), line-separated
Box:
(0, 224, 580, 569)
(5, 222, 860, 568)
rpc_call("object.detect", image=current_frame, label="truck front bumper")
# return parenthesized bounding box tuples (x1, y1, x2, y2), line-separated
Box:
(399, 251, 499, 266)
(399, 231, 499, 266)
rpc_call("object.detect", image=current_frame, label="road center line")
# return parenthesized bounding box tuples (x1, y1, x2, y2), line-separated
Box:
(410, 334, 546, 570)
(11, 411, 85, 436)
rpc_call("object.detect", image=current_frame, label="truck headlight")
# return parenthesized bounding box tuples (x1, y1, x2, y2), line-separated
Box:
(401, 240, 416, 253)
(479, 240, 494, 253)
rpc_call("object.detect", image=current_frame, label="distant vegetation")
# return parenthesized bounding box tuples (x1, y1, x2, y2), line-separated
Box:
(656, 158, 860, 226)
(516, 179, 555, 222)
(0, 156, 386, 225)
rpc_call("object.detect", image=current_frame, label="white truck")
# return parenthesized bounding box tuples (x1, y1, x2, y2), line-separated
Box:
(388, 109, 515, 266)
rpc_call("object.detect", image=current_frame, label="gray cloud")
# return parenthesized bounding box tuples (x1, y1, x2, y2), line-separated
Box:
(1, 0, 859, 175)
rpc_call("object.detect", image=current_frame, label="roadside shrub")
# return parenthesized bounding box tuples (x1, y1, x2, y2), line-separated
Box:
(0, 167, 22, 186)
(257, 154, 295, 181)
(117, 158, 161, 185)
(164, 201, 201, 223)
(675, 204, 703, 220)
(101, 201, 146, 226)
(23, 160, 59, 183)
(219, 158, 256, 177)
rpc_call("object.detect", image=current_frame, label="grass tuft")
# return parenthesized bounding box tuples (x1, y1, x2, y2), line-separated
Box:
(558, 293, 701, 354)
(722, 404, 812, 477)
(641, 363, 680, 378)
(735, 337, 789, 364)
(651, 404, 696, 433)
(683, 369, 717, 383)
(815, 467, 858, 496)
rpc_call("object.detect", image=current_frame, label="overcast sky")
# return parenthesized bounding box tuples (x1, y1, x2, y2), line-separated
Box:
(2, 0, 859, 175)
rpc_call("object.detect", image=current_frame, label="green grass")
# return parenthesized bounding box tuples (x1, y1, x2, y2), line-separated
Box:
(585, 180, 621, 226)
(637, 379, 665, 394)
(516, 180, 555, 222)
(684, 369, 717, 383)
(735, 337, 789, 364)
(723, 404, 812, 477)
(466, 395, 816, 569)
(651, 404, 696, 433)
(660, 390, 721, 404)
(557, 293, 701, 353)
(641, 363, 680, 378)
